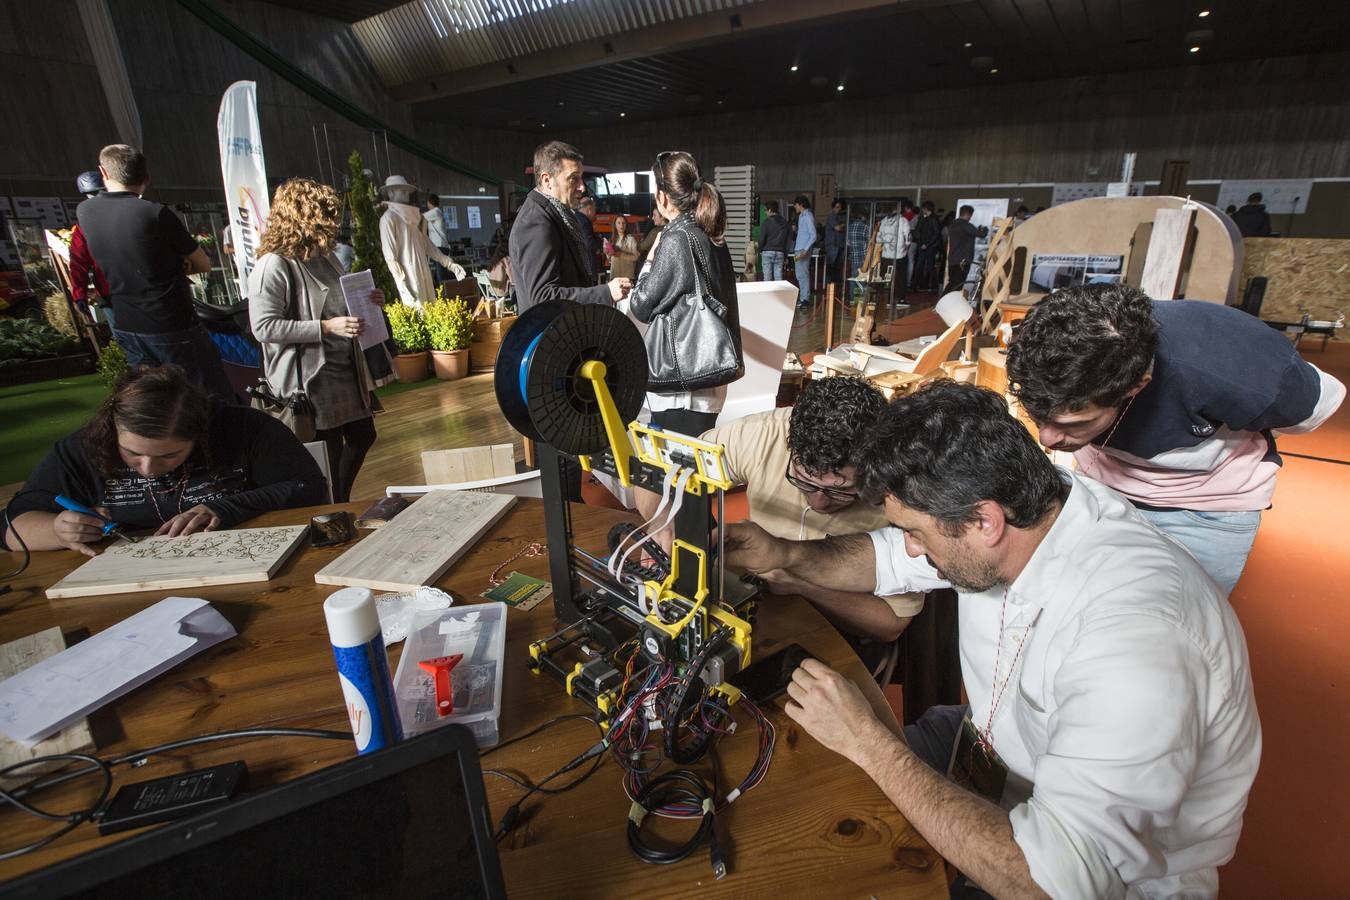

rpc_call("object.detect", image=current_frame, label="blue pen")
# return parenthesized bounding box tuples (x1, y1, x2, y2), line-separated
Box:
(53, 494, 139, 543)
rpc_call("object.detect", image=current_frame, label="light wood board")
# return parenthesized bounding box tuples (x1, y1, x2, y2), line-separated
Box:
(0, 627, 95, 772)
(313, 490, 515, 592)
(45, 526, 310, 599)
(421, 444, 515, 485)
(1140, 207, 1197, 300)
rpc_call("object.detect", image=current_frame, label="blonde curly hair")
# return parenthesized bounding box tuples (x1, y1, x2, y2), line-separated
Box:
(258, 177, 342, 260)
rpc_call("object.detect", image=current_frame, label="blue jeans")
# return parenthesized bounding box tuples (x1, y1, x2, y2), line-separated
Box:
(794, 255, 812, 304)
(112, 324, 235, 402)
(760, 250, 784, 281)
(1136, 508, 1262, 596)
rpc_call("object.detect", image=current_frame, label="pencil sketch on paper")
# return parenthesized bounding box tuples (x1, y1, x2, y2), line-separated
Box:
(45, 525, 310, 600)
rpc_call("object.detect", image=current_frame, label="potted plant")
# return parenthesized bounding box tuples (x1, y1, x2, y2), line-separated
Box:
(386, 302, 430, 382)
(424, 289, 474, 380)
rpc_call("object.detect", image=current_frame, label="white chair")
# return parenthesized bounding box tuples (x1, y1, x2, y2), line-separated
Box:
(303, 441, 334, 504)
(385, 470, 543, 499)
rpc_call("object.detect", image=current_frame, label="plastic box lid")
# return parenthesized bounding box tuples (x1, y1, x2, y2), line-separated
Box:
(392, 602, 507, 742)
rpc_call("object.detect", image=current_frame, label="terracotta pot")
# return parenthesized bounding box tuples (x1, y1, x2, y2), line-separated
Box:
(391, 351, 429, 383)
(430, 348, 470, 380)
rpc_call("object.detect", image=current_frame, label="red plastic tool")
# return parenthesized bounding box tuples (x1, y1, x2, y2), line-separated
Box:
(417, 654, 464, 717)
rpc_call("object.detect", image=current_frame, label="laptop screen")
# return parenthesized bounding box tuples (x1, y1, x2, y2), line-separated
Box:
(4, 726, 505, 900)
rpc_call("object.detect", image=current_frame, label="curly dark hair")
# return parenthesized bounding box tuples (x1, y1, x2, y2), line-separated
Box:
(787, 377, 886, 477)
(84, 366, 211, 477)
(1005, 283, 1158, 422)
(857, 381, 1064, 536)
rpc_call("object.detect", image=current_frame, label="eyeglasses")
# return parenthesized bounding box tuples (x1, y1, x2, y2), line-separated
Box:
(784, 460, 860, 504)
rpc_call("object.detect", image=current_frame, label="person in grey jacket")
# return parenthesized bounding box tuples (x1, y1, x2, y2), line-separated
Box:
(509, 140, 631, 314)
(248, 178, 388, 503)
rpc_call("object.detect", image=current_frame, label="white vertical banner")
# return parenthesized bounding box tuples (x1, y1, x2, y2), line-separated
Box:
(217, 81, 270, 299)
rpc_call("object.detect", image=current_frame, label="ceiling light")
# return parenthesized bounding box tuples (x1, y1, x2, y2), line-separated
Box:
(1189, 45, 1200, 52)
(964, 42, 972, 48)
(619, 112, 626, 117)
(990, 68, 999, 73)
(790, 64, 799, 72)
(836, 84, 844, 92)
(1198, 9, 1210, 17)
(717, 99, 724, 105)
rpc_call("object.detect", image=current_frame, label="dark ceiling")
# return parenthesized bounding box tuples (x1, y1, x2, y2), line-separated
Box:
(263, 0, 406, 23)
(411, 0, 1350, 132)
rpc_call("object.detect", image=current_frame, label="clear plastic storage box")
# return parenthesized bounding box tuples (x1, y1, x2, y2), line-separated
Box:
(391, 602, 507, 748)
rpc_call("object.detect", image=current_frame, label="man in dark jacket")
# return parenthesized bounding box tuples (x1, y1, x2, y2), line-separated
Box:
(1232, 192, 1273, 237)
(509, 141, 631, 314)
(758, 201, 789, 280)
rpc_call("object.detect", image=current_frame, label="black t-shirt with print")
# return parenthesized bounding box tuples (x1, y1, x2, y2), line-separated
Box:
(3, 405, 327, 545)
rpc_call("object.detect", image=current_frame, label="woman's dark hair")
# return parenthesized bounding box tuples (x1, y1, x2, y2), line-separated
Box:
(84, 366, 211, 476)
(787, 377, 886, 477)
(653, 151, 724, 240)
(857, 381, 1065, 536)
(1005, 283, 1158, 421)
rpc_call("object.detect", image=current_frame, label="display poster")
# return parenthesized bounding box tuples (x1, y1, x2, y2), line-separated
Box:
(0, 197, 19, 268)
(12, 197, 67, 228)
(445, 205, 459, 230)
(956, 198, 1009, 235)
(1216, 179, 1312, 215)
(1051, 182, 1146, 206)
(217, 81, 270, 300)
(1028, 254, 1124, 294)
(467, 206, 482, 229)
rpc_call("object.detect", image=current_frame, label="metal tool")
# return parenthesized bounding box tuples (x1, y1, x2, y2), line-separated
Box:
(53, 494, 139, 543)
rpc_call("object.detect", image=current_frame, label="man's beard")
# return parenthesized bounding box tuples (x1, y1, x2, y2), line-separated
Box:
(927, 550, 1003, 594)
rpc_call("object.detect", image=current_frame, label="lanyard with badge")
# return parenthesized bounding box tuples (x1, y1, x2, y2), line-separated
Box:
(949, 592, 1041, 805)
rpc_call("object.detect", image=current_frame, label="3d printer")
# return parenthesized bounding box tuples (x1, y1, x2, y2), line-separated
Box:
(494, 300, 760, 726)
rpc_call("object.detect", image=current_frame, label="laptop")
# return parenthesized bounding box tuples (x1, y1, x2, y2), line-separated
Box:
(2, 725, 505, 899)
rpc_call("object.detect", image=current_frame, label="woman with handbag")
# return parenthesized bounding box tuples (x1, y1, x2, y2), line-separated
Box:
(248, 178, 389, 503)
(2, 366, 326, 555)
(625, 151, 743, 436)
(622, 151, 743, 554)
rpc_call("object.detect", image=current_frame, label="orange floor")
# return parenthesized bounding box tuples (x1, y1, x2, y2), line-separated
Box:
(1220, 339, 1350, 897)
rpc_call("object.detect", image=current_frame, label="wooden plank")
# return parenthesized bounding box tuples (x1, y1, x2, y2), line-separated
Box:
(45, 526, 310, 600)
(314, 490, 515, 592)
(0, 628, 94, 772)
(1140, 207, 1197, 300)
(421, 444, 516, 485)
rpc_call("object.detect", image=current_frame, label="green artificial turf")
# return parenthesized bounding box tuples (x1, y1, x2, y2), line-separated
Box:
(0, 375, 110, 484)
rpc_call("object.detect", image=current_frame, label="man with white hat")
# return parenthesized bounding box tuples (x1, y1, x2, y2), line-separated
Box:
(378, 174, 464, 307)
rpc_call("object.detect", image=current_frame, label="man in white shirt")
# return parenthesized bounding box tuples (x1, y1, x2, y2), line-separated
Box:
(726, 381, 1260, 898)
(877, 203, 911, 306)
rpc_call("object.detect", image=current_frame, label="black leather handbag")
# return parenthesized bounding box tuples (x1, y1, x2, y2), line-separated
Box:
(643, 231, 744, 393)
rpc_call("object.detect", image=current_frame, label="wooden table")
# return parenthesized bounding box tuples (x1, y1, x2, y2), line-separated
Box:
(0, 500, 945, 897)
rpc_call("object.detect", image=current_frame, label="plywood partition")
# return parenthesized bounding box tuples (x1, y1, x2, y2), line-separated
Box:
(1011, 196, 1243, 304)
(1242, 238, 1350, 324)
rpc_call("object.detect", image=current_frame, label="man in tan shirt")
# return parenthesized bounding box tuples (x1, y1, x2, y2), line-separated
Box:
(702, 378, 922, 643)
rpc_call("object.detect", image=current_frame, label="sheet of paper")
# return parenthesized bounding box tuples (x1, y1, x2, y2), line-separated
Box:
(340, 269, 391, 350)
(467, 206, 481, 229)
(0, 597, 236, 746)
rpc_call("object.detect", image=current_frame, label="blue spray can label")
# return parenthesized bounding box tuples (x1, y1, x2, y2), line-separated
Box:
(324, 587, 403, 754)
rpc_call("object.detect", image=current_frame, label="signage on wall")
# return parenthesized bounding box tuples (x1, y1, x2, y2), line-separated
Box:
(467, 206, 482, 229)
(1216, 179, 1312, 215)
